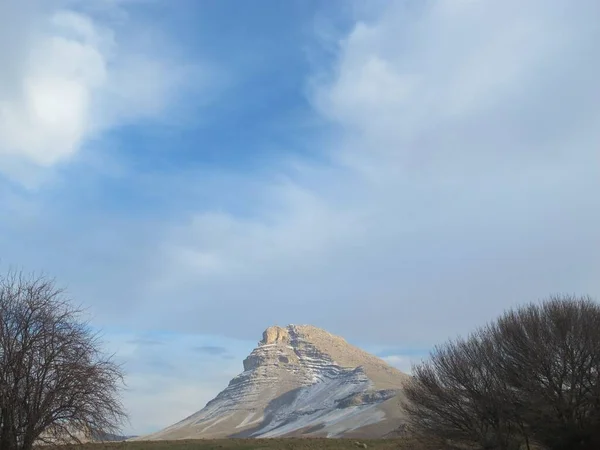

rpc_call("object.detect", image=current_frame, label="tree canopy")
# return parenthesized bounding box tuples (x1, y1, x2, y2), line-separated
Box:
(0, 271, 127, 450)
(405, 295, 600, 450)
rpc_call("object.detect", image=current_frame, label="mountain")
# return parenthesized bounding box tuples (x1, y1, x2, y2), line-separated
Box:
(142, 324, 410, 439)
(92, 432, 138, 442)
(37, 430, 137, 445)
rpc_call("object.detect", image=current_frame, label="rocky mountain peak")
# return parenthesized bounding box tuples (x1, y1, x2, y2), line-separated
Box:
(142, 324, 409, 440)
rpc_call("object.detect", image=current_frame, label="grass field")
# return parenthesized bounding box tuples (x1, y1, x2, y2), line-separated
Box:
(58, 438, 425, 450)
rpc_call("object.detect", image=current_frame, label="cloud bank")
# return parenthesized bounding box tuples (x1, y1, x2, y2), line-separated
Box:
(148, 0, 600, 344)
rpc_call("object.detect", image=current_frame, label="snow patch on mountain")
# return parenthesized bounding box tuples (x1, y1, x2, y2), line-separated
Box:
(252, 366, 376, 437)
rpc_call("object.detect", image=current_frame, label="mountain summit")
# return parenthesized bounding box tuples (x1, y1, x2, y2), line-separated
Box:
(143, 325, 410, 439)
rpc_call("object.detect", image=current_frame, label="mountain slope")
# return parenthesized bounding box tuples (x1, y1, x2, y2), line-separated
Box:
(142, 325, 410, 439)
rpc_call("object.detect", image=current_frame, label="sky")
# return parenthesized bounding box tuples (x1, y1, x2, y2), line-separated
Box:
(1, 0, 599, 436)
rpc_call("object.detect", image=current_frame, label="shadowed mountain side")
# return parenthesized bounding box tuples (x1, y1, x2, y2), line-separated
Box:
(230, 382, 404, 438)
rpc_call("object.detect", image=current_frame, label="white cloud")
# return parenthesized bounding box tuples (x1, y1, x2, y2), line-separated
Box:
(313, 0, 599, 171)
(144, 0, 600, 345)
(0, 0, 205, 184)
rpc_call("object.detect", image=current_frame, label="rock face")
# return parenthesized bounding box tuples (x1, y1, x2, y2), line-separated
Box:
(142, 325, 410, 440)
(261, 325, 290, 345)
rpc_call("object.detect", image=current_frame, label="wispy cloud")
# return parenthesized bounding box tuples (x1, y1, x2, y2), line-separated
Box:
(192, 345, 229, 356)
(126, 338, 165, 347)
(144, 0, 600, 345)
(2, 0, 598, 351)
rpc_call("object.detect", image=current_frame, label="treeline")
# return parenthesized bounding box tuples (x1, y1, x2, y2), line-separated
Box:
(404, 295, 600, 450)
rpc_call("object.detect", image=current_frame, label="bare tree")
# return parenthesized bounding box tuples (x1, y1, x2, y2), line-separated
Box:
(0, 270, 127, 450)
(490, 296, 600, 450)
(404, 331, 526, 450)
(404, 295, 600, 450)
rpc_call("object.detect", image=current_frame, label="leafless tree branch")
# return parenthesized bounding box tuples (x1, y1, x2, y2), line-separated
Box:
(403, 295, 600, 450)
(0, 270, 127, 450)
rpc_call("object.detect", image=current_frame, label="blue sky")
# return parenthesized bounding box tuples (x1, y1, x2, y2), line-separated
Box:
(1, 0, 599, 436)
